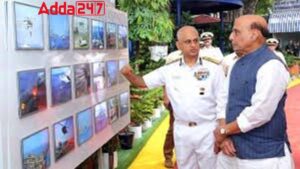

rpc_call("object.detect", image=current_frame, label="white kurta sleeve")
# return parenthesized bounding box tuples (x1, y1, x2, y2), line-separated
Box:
(236, 60, 290, 133)
(143, 66, 166, 89)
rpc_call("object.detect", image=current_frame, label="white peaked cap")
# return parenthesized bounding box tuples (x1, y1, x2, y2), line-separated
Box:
(200, 32, 214, 39)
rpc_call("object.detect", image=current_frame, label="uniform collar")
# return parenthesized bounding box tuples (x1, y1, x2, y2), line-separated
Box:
(203, 45, 213, 49)
(179, 57, 203, 67)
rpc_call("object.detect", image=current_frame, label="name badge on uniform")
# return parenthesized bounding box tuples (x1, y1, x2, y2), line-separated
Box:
(194, 68, 210, 81)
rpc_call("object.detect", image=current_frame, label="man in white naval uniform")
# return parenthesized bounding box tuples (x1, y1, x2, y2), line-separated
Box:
(121, 26, 226, 169)
(199, 32, 224, 63)
(213, 15, 295, 169)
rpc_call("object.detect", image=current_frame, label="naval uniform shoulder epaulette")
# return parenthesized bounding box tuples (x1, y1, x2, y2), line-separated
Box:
(165, 58, 181, 65)
(202, 56, 222, 65)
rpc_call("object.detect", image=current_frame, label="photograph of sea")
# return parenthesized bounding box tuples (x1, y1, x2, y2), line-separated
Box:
(49, 14, 70, 49)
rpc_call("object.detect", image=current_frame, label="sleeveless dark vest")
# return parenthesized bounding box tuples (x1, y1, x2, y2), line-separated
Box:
(226, 45, 289, 159)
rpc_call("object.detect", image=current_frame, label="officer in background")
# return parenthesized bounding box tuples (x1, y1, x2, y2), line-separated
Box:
(266, 38, 287, 66)
(199, 32, 224, 63)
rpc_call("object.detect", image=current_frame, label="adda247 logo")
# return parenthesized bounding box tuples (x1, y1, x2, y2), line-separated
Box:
(38, 1, 105, 16)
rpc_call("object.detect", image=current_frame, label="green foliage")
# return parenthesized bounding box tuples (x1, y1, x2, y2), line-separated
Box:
(130, 97, 153, 125)
(284, 52, 297, 67)
(118, 0, 174, 43)
(117, 0, 171, 126)
(255, 0, 274, 15)
(130, 88, 163, 125)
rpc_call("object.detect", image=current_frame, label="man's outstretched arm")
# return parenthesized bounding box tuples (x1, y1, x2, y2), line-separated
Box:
(121, 65, 147, 88)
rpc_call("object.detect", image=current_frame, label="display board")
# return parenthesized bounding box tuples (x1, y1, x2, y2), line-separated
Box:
(0, 0, 129, 169)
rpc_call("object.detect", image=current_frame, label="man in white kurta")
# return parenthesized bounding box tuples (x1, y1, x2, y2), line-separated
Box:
(121, 26, 226, 169)
(214, 15, 295, 169)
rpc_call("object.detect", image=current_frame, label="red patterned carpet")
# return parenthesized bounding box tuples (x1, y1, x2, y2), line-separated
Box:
(286, 85, 300, 169)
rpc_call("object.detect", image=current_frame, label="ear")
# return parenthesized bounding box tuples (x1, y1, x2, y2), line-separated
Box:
(252, 30, 259, 40)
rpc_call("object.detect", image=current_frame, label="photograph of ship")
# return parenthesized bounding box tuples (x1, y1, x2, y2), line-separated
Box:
(118, 59, 127, 83)
(51, 66, 72, 106)
(22, 128, 50, 169)
(53, 116, 75, 161)
(92, 62, 106, 92)
(107, 97, 119, 123)
(74, 63, 91, 98)
(119, 92, 129, 117)
(14, 2, 43, 49)
(106, 60, 118, 87)
(106, 23, 117, 49)
(118, 25, 128, 48)
(73, 16, 89, 49)
(18, 69, 47, 117)
(92, 20, 104, 49)
(76, 108, 93, 145)
(49, 14, 69, 49)
(94, 101, 108, 133)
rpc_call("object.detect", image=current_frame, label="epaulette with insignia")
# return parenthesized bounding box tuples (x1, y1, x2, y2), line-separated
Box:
(165, 58, 181, 65)
(202, 56, 222, 65)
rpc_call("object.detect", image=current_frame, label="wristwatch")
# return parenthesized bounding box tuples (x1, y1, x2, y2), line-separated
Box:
(220, 127, 228, 135)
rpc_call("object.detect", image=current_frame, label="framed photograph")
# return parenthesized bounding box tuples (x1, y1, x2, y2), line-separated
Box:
(106, 23, 117, 49)
(14, 2, 44, 49)
(18, 69, 47, 117)
(49, 14, 70, 50)
(53, 116, 75, 161)
(106, 60, 118, 87)
(92, 62, 106, 91)
(107, 97, 119, 123)
(74, 63, 91, 98)
(119, 92, 129, 117)
(118, 59, 128, 83)
(94, 101, 108, 133)
(21, 128, 50, 169)
(73, 16, 89, 49)
(118, 25, 128, 48)
(76, 108, 93, 145)
(92, 20, 105, 49)
(51, 66, 72, 106)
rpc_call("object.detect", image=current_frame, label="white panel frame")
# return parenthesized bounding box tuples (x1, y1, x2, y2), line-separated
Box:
(0, 0, 129, 169)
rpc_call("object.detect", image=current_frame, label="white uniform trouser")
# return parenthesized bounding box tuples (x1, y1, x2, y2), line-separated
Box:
(217, 143, 295, 169)
(174, 120, 217, 169)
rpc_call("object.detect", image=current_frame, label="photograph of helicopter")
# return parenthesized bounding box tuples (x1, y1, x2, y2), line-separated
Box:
(14, 2, 44, 49)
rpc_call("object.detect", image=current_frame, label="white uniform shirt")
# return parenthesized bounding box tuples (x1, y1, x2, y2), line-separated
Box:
(220, 58, 290, 132)
(143, 59, 226, 123)
(274, 51, 287, 66)
(199, 46, 224, 62)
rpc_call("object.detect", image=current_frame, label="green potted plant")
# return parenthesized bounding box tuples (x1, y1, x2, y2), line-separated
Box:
(129, 94, 153, 138)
